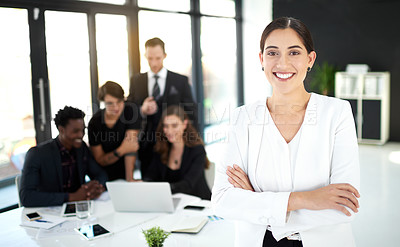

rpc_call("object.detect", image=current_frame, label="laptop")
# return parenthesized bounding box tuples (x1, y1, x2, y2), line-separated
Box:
(106, 181, 178, 213)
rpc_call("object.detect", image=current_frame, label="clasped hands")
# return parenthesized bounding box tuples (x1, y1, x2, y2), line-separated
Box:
(226, 164, 360, 216)
(70, 180, 105, 201)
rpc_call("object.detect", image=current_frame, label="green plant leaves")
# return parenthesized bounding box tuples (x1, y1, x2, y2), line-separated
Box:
(308, 62, 338, 96)
(142, 226, 171, 247)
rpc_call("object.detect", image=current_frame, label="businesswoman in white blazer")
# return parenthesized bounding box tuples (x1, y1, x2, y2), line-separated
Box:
(211, 17, 360, 247)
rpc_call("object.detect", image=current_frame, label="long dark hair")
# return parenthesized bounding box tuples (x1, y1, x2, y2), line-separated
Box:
(154, 105, 210, 169)
(260, 17, 314, 54)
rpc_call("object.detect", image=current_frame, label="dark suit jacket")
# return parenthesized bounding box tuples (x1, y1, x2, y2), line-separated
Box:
(127, 70, 198, 135)
(143, 145, 211, 200)
(20, 138, 108, 207)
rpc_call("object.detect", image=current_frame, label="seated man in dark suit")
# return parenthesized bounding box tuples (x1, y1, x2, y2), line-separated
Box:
(20, 106, 107, 207)
(127, 37, 198, 177)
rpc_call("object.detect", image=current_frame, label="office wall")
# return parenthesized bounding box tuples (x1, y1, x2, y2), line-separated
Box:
(274, 0, 400, 141)
(243, 0, 272, 104)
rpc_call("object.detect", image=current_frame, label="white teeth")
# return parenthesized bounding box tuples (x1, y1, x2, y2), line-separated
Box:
(276, 73, 293, 79)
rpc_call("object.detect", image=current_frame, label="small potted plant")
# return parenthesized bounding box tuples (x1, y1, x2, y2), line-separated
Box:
(142, 226, 171, 247)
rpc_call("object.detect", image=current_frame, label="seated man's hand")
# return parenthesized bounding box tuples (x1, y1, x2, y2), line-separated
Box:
(83, 180, 105, 200)
(69, 180, 105, 201)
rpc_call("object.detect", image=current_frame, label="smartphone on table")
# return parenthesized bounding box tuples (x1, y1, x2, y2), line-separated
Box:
(75, 223, 112, 240)
(61, 201, 93, 217)
(184, 205, 206, 211)
(25, 212, 42, 221)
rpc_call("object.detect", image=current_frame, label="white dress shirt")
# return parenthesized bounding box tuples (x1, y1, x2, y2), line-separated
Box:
(212, 93, 360, 247)
(148, 67, 167, 97)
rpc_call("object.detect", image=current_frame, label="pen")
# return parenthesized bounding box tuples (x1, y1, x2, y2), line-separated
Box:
(35, 219, 53, 223)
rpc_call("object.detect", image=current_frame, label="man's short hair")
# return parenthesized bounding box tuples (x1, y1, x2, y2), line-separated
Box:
(145, 37, 165, 53)
(54, 106, 85, 128)
(98, 81, 125, 101)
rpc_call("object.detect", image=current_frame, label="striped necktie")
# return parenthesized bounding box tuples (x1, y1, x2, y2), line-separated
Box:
(152, 74, 160, 101)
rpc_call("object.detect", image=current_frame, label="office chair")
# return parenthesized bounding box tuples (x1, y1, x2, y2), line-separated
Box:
(15, 174, 22, 207)
(205, 162, 215, 190)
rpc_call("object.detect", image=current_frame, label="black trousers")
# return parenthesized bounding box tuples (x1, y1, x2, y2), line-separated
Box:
(263, 230, 303, 247)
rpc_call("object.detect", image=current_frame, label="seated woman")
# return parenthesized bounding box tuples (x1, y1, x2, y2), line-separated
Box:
(143, 105, 211, 200)
(88, 81, 141, 181)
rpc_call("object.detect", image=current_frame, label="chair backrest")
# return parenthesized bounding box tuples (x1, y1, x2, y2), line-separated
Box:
(15, 174, 22, 207)
(205, 162, 215, 190)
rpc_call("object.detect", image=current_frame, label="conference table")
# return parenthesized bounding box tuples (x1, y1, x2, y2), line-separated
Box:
(0, 193, 235, 247)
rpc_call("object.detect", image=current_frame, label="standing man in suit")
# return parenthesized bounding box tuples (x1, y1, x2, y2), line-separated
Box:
(127, 37, 198, 177)
(20, 106, 107, 207)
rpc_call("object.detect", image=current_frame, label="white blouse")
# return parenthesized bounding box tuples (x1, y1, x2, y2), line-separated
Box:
(211, 93, 360, 247)
(255, 106, 303, 195)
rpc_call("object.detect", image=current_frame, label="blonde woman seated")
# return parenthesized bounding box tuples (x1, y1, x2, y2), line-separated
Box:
(143, 105, 211, 200)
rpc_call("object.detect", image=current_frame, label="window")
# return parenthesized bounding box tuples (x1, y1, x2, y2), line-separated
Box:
(0, 7, 33, 208)
(45, 11, 93, 139)
(138, 0, 190, 12)
(96, 13, 130, 96)
(138, 11, 192, 81)
(77, 0, 126, 4)
(200, 0, 235, 17)
(0, 0, 245, 211)
(201, 17, 237, 125)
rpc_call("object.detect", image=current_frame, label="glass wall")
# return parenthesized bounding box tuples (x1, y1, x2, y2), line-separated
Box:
(200, 0, 235, 17)
(78, 0, 126, 4)
(138, 0, 190, 12)
(138, 11, 192, 82)
(0, 0, 244, 210)
(96, 13, 130, 97)
(0, 7, 34, 175)
(0, 7, 34, 208)
(45, 11, 93, 139)
(201, 17, 237, 125)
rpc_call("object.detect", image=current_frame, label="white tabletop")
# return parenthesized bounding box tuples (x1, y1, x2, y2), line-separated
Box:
(0, 193, 234, 247)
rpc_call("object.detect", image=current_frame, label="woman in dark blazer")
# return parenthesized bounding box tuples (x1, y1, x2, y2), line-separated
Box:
(143, 105, 211, 200)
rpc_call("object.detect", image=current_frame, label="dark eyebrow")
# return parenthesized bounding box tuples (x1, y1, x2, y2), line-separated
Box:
(288, 45, 303, 49)
(265, 45, 303, 50)
(265, 46, 278, 50)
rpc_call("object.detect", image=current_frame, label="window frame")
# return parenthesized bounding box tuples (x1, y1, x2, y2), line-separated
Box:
(0, 0, 243, 211)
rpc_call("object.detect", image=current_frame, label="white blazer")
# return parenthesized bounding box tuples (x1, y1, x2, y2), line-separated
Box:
(211, 93, 360, 247)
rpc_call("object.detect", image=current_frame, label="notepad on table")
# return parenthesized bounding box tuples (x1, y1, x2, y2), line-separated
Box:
(170, 216, 208, 233)
(154, 215, 208, 234)
(20, 215, 66, 230)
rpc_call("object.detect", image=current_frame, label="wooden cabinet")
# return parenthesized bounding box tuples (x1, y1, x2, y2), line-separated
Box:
(335, 72, 390, 145)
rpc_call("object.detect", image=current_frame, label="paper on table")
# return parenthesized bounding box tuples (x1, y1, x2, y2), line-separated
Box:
(21, 215, 66, 230)
(36, 220, 78, 239)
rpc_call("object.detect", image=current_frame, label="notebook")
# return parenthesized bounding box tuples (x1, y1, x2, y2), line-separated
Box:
(106, 181, 176, 213)
(152, 214, 209, 234)
(169, 215, 208, 233)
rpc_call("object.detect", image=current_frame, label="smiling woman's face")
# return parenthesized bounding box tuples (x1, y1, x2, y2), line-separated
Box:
(162, 115, 187, 144)
(259, 28, 316, 95)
